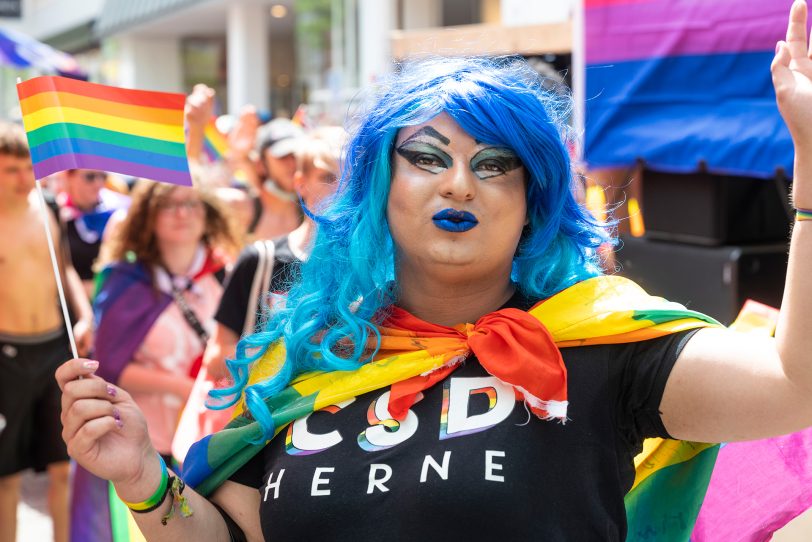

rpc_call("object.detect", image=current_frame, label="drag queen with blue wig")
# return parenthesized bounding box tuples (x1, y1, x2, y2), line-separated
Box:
(57, 3, 812, 540)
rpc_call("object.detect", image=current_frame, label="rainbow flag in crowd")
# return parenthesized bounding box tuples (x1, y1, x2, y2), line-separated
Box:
(203, 117, 228, 162)
(291, 104, 311, 129)
(17, 76, 192, 186)
(584, 0, 796, 178)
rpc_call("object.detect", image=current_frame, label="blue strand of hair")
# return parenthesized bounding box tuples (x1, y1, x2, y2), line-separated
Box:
(210, 56, 614, 442)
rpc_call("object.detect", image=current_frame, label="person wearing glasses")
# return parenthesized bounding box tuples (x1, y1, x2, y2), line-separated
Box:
(91, 181, 240, 466)
(66, 182, 240, 542)
(168, 128, 347, 467)
(57, 169, 130, 298)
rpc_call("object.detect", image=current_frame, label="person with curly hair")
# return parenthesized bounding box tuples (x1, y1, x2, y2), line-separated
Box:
(68, 181, 239, 541)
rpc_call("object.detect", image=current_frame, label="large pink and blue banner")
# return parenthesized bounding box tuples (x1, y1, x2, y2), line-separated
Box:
(585, 0, 797, 178)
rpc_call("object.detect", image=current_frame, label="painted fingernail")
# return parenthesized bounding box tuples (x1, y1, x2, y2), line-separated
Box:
(112, 407, 121, 421)
(115, 418, 124, 429)
(83, 360, 99, 370)
(106, 385, 117, 398)
(776, 42, 782, 54)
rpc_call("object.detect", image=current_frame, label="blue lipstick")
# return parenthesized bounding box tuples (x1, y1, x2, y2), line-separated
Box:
(432, 208, 479, 233)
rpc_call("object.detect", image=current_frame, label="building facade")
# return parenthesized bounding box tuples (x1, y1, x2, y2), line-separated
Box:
(0, 0, 576, 122)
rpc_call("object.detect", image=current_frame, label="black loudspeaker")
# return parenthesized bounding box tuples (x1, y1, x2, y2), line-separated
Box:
(616, 235, 787, 325)
(641, 169, 791, 246)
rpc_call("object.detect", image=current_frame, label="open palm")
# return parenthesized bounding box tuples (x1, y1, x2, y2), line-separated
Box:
(773, 1, 812, 144)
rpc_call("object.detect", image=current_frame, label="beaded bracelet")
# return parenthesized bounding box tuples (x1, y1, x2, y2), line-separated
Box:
(121, 455, 169, 514)
(796, 208, 812, 221)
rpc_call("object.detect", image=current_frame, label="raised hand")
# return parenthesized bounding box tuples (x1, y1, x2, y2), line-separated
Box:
(228, 104, 260, 161)
(185, 84, 216, 128)
(184, 84, 216, 163)
(56, 358, 156, 487)
(773, 1, 812, 146)
(773, 0, 812, 205)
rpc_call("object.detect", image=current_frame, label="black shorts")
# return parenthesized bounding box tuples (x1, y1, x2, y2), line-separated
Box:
(0, 329, 71, 476)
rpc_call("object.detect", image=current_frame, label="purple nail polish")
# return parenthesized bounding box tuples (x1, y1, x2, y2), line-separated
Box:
(83, 360, 99, 370)
(112, 407, 121, 421)
(115, 418, 124, 429)
(106, 385, 117, 398)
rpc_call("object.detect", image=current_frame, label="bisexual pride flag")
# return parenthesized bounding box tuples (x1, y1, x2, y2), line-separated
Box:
(584, 0, 797, 178)
(17, 76, 192, 186)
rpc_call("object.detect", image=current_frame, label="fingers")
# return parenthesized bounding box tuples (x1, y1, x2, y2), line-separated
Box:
(237, 105, 260, 129)
(67, 416, 121, 458)
(55, 358, 99, 391)
(786, 0, 809, 60)
(62, 377, 130, 415)
(773, 41, 795, 93)
(62, 398, 120, 443)
(192, 83, 215, 97)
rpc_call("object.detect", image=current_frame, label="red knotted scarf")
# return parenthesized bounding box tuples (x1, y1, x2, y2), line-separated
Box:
(376, 305, 568, 422)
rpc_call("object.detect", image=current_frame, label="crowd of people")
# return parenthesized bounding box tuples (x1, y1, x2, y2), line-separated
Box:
(0, 85, 346, 542)
(2, 2, 812, 541)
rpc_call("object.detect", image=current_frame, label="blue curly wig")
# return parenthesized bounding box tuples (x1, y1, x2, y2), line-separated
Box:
(211, 56, 612, 439)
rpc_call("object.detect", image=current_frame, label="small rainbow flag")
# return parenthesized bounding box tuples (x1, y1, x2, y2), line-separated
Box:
(203, 118, 228, 162)
(17, 76, 192, 186)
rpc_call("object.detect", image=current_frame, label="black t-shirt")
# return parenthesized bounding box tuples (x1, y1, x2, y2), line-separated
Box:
(214, 236, 300, 336)
(228, 291, 696, 541)
(66, 219, 102, 281)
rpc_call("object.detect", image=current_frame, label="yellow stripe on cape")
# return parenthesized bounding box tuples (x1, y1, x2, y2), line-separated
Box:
(183, 275, 723, 504)
(237, 275, 718, 421)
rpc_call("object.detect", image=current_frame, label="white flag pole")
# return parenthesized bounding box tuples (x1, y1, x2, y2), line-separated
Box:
(35, 178, 78, 359)
(17, 76, 79, 359)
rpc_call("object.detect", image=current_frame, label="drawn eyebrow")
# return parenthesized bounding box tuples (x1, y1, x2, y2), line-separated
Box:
(401, 126, 451, 146)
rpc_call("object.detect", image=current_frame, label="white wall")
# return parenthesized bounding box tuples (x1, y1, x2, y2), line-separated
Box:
(402, 0, 441, 30)
(106, 35, 184, 93)
(501, 0, 572, 26)
(19, 0, 105, 39)
(226, 1, 270, 114)
(358, 0, 396, 85)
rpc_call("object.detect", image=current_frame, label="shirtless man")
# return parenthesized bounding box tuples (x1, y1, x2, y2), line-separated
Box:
(0, 122, 93, 542)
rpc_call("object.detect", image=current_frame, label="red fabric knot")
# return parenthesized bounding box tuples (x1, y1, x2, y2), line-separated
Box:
(383, 306, 568, 422)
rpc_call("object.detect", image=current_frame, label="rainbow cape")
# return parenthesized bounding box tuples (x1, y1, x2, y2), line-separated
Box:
(183, 275, 721, 541)
(16, 75, 192, 186)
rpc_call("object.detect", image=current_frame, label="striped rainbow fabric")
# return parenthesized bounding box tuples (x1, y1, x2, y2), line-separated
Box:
(584, 0, 796, 178)
(182, 276, 722, 541)
(17, 76, 192, 186)
(203, 118, 228, 162)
